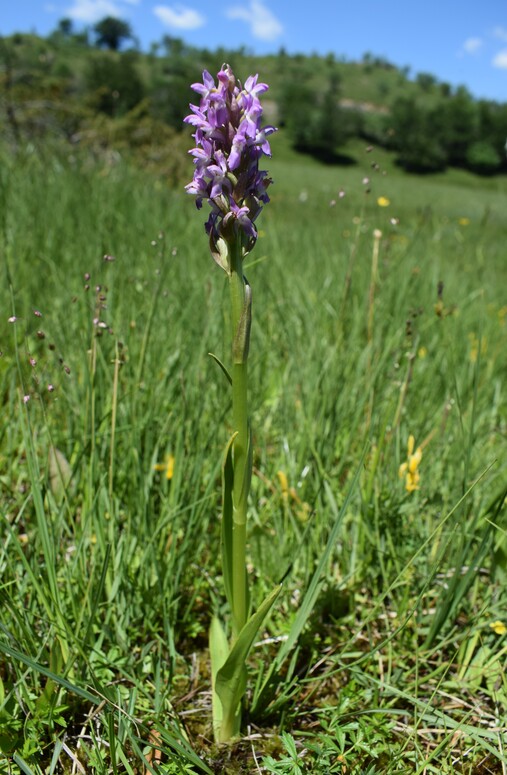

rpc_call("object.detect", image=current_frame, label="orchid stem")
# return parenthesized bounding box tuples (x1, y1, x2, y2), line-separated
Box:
(229, 236, 250, 639)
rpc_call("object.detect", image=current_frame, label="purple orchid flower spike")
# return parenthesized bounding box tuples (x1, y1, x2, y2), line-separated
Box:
(184, 64, 276, 270)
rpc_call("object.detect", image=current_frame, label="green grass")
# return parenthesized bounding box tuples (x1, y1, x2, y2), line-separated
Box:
(0, 134, 506, 774)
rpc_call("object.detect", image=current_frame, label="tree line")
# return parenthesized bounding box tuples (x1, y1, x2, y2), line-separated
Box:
(275, 53, 507, 174)
(1, 18, 506, 175)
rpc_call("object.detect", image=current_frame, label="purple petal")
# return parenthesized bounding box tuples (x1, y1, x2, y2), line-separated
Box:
(244, 74, 268, 97)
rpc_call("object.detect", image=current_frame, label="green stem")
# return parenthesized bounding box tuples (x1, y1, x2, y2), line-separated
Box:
(228, 237, 250, 639)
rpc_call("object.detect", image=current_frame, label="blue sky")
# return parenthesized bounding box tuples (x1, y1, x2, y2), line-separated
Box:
(3, 0, 507, 101)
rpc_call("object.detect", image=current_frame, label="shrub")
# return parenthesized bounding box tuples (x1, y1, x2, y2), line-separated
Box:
(466, 140, 502, 175)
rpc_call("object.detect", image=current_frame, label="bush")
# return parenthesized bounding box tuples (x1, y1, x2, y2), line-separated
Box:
(466, 140, 502, 175)
(86, 52, 144, 116)
(390, 97, 447, 172)
(72, 101, 188, 184)
(279, 73, 354, 161)
(397, 135, 447, 173)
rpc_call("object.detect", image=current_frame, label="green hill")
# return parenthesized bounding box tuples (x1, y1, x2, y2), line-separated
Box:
(1, 29, 506, 175)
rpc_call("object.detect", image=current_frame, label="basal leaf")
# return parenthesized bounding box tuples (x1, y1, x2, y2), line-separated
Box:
(215, 584, 281, 742)
(209, 616, 229, 742)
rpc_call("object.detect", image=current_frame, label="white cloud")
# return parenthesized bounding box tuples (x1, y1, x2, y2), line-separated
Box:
(492, 48, 507, 69)
(462, 37, 483, 54)
(66, 0, 125, 21)
(226, 0, 283, 42)
(493, 26, 507, 42)
(153, 5, 205, 30)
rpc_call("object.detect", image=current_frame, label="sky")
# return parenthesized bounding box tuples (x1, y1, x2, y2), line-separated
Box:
(2, 0, 507, 102)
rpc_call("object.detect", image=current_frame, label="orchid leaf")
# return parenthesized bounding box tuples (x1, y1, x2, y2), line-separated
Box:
(221, 433, 236, 610)
(208, 352, 232, 385)
(236, 422, 253, 524)
(215, 584, 282, 742)
(232, 280, 252, 364)
(209, 616, 229, 741)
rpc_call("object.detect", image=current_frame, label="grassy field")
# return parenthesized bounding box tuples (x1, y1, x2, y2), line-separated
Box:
(1, 132, 506, 774)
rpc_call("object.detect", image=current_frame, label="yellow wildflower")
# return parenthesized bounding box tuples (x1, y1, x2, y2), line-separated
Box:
(154, 454, 175, 480)
(296, 501, 312, 523)
(277, 470, 289, 499)
(458, 217, 470, 226)
(490, 620, 507, 635)
(277, 470, 311, 521)
(418, 346, 428, 359)
(377, 196, 390, 207)
(468, 332, 487, 364)
(399, 435, 422, 493)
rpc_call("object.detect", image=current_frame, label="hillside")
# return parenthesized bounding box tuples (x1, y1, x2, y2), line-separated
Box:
(1, 29, 506, 176)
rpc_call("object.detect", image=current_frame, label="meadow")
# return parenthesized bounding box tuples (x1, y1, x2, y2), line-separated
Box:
(0, 132, 506, 773)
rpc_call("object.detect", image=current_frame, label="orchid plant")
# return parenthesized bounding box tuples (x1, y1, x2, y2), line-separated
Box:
(184, 65, 281, 743)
